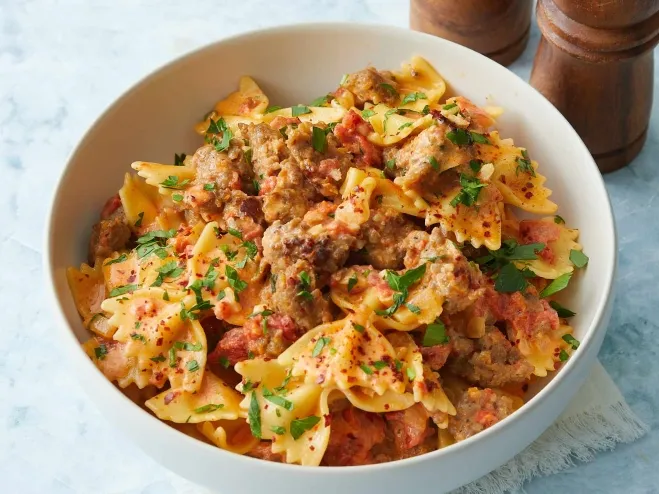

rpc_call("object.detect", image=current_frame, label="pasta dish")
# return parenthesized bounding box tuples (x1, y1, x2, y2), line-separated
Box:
(68, 57, 588, 466)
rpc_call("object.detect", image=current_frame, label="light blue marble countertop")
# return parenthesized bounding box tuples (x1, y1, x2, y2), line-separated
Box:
(1, 1, 657, 492)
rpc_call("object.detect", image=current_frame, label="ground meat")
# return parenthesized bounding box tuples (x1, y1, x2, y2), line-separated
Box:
(448, 388, 514, 442)
(341, 67, 400, 107)
(248, 442, 284, 462)
(421, 343, 452, 370)
(384, 403, 434, 452)
(263, 260, 333, 331)
(402, 229, 484, 313)
(262, 217, 356, 285)
(454, 96, 495, 133)
(285, 122, 354, 199)
(322, 405, 386, 466)
(519, 219, 561, 264)
(88, 196, 131, 264)
(208, 312, 302, 364)
(240, 122, 289, 178)
(221, 191, 266, 241)
(447, 327, 533, 387)
(261, 159, 319, 223)
(359, 206, 417, 269)
(334, 110, 382, 167)
(390, 124, 475, 197)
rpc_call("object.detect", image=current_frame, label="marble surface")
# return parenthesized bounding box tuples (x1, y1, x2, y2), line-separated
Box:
(1, 1, 657, 492)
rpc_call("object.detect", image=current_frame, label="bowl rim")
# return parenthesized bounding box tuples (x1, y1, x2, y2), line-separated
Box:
(43, 21, 617, 475)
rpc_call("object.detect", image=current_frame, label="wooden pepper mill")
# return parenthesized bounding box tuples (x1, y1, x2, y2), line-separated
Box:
(410, 0, 533, 66)
(531, 0, 659, 173)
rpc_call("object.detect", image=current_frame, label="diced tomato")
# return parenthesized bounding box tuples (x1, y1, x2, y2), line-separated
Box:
(385, 404, 433, 451)
(520, 220, 561, 264)
(323, 406, 386, 466)
(334, 110, 382, 167)
(208, 327, 248, 365)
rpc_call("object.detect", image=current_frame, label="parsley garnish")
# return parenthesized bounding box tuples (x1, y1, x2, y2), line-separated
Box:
(130, 332, 146, 342)
(150, 355, 166, 363)
(206, 118, 232, 152)
(449, 174, 487, 208)
(375, 264, 427, 317)
(242, 379, 255, 393)
(134, 212, 144, 227)
(562, 334, 580, 349)
(135, 229, 175, 259)
(446, 128, 471, 146)
(422, 105, 430, 115)
(297, 271, 313, 301)
(252, 179, 260, 194)
(406, 367, 416, 380)
(395, 360, 403, 371)
(186, 360, 200, 372)
(312, 126, 327, 153)
(309, 95, 330, 107)
(290, 416, 321, 440)
(406, 303, 421, 314)
(379, 83, 398, 97)
(172, 193, 183, 202)
(244, 148, 253, 165)
(570, 249, 589, 268)
(442, 103, 457, 110)
(109, 284, 139, 297)
(163, 291, 170, 301)
(373, 360, 388, 370)
(216, 289, 226, 301)
(203, 183, 215, 191)
(105, 254, 127, 266)
(312, 337, 331, 358)
(385, 158, 396, 170)
(194, 404, 224, 414)
(352, 322, 365, 333)
(476, 239, 545, 270)
(248, 392, 262, 439)
(270, 425, 286, 435)
(559, 349, 569, 362)
(539, 272, 572, 298)
(179, 298, 213, 321)
(291, 105, 311, 117)
(428, 156, 440, 170)
(494, 263, 535, 293)
(151, 260, 184, 287)
(516, 149, 535, 176)
(361, 109, 375, 119)
(160, 175, 190, 189)
(398, 122, 413, 131)
(264, 105, 282, 114)
(227, 227, 242, 240)
(262, 387, 294, 411)
(219, 356, 230, 368)
(94, 344, 108, 360)
(174, 153, 186, 166)
(470, 132, 490, 144)
(554, 215, 565, 224)
(360, 364, 373, 375)
(347, 274, 358, 293)
(226, 265, 248, 293)
(401, 92, 427, 104)
(423, 319, 449, 346)
(220, 244, 237, 261)
(550, 300, 576, 318)
(168, 347, 177, 368)
(469, 160, 483, 173)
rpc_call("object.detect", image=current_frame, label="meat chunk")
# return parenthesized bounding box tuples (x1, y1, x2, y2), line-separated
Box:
(208, 312, 302, 365)
(389, 124, 475, 197)
(285, 121, 354, 199)
(264, 260, 333, 331)
(402, 229, 484, 314)
(221, 191, 266, 241)
(447, 327, 533, 387)
(334, 110, 382, 167)
(322, 405, 386, 466)
(341, 67, 400, 107)
(263, 216, 356, 285)
(359, 206, 417, 269)
(384, 403, 434, 452)
(261, 159, 319, 223)
(421, 343, 452, 371)
(241, 122, 289, 179)
(248, 442, 284, 462)
(448, 388, 515, 442)
(88, 196, 131, 264)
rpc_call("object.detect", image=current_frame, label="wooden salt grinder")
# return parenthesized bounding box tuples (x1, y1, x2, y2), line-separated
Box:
(531, 0, 659, 173)
(410, 0, 533, 66)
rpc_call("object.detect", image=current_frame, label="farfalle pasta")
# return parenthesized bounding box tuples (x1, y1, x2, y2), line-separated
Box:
(68, 57, 587, 467)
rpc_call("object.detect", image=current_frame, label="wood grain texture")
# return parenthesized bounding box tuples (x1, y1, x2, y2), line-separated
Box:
(410, 0, 533, 66)
(531, 0, 659, 173)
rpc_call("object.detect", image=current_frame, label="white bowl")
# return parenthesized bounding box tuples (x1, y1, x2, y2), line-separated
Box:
(44, 23, 616, 494)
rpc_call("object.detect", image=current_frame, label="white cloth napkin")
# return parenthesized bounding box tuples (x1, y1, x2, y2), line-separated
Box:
(150, 361, 646, 494)
(457, 361, 648, 493)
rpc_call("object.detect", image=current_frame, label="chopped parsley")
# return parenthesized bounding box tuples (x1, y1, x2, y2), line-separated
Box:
(174, 153, 186, 166)
(379, 83, 398, 97)
(134, 212, 144, 227)
(94, 344, 108, 360)
(398, 122, 413, 131)
(262, 387, 294, 411)
(220, 244, 237, 261)
(216, 289, 226, 301)
(226, 265, 248, 293)
(163, 291, 170, 301)
(360, 364, 373, 375)
(428, 156, 440, 171)
(406, 367, 416, 381)
(104, 254, 127, 266)
(186, 360, 200, 372)
(515, 150, 535, 176)
(227, 227, 242, 240)
(290, 416, 321, 440)
(206, 118, 232, 152)
(309, 95, 330, 107)
(406, 303, 421, 314)
(130, 333, 146, 342)
(135, 229, 175, 259)
(550, 300, 576, 318)
(297, 271, 313, 301)
(203, 183, 215, 191)
(194, 403, 224, 413)
(150, 355, 166, 363)
(270, 425, 286, 435)
(449, 174, 487, 208)
(559, 349, 569, 362)
(422, 105, 430, 115)
(395, 359, 403, 371)
(423, 319, 449, 346)
(264, 105, 282, 114)
(562, 334, 580, 350)
(373, 360, 388, 370)
(219, 356, 230, 369)
(248, 392, 262, 439)
(385, 158, 396, 170)
(172, 193, 183, 202)
(312, 337, 331, 358)
(476, 239, 545, 271)
(150, 260, 184, 287)
(494, 263, 535, 293)
(312, 126, 327, 153)
(244, 148, 253, 165)
(179, 298, 213, 321)
(554, 215, 565, 224)
(109, 284, 139, 297)
(445, 128, 471, 146)
(160, 175, 190, 189)
(570, 249, 589, 268)
(168, 347, 177, 368)
(469, 159, 483, 173)
(375, 264, 427, 317)
(291, 105, 311, 117)
(442, 103, 457, 110)
(352, 322, 365, 333)
(470, 132, 490, 144)
(347, 274, 358, 293)
(539, 272, 572, 298)
(361, 109, 375, 119)
(401, 92, 427, 104)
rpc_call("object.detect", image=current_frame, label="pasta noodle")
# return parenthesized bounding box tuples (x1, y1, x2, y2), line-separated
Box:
(69, 56, 586, 467)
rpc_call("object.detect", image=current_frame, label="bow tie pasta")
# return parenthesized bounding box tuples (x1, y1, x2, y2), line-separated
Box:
(69, 56, 587, 467)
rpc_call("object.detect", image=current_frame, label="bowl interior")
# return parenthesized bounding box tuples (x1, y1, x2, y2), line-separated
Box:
(46, 22, 615, 487)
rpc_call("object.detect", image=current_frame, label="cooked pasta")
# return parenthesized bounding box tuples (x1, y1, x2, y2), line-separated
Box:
(69, 57, 587, 467)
